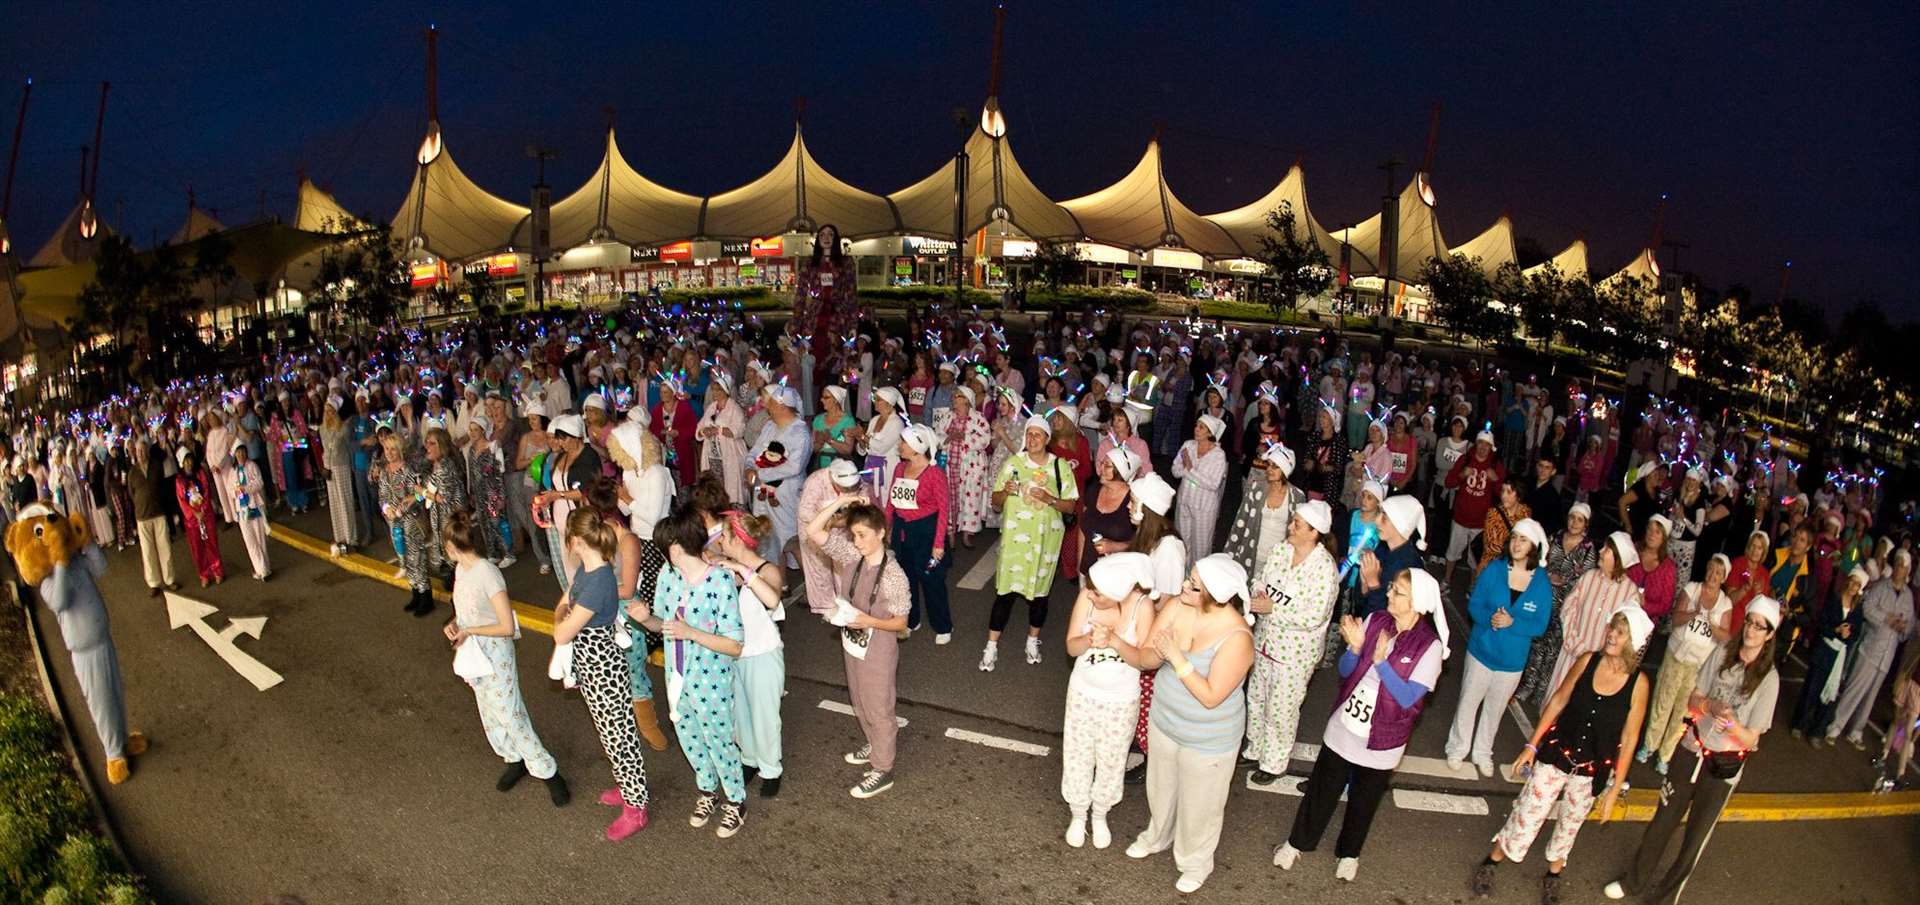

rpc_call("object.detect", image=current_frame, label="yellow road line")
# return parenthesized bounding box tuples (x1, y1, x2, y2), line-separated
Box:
(268, 524, 555, 636)
(271, 524, 1920, 822)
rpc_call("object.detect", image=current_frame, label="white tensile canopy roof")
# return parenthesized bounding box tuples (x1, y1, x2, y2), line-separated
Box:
(296, 178, 367, 233)
(1059, 140, 1244, 258)
(890, 100, 1081, 242)
(1524, 240, 1589, 281)
(699, 124, 901, 240)
(1329, 173, 1448, 278)
(539, 129, 703, 249)
(1203, 163, 1343, 261)
(1447, 215, 1516, 277)
(392, 124, 531, 261)
(170, 205, 226, 245)
(29, 198, 109, 267)
(1601, 247, 1660, 287)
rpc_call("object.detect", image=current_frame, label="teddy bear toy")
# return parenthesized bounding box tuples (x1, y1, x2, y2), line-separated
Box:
(6, 503, 147, 783)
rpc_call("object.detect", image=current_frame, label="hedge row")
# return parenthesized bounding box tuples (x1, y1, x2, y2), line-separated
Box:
(0, 695, 150, 904)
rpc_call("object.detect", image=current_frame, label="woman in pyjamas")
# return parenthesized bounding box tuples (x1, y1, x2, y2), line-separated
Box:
(1059, 551, 1157, 850)
(376, 434, 433, 616)
(807, 493, 910, 800)
(1243, 499, 1339, 784)
(443, 509, 570, 806)
(228, 442, 273, 582)
(421, 427, 468, 575)
(632, 504, 749, 838)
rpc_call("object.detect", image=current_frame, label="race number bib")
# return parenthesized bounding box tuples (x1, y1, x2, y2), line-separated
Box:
(907, 386, 928, 406)
(820, 273, 835, 287)
(841, 625, 871, 660)
(1390, 451, 1410, 475)
(889, 476, 920, 511)
(1338, 669, 1381, 737)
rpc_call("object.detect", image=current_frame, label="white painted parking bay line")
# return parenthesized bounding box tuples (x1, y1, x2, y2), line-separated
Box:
(1393, 789, 1491, 816)
(944, 727, 1051, 757)
(817, 699, 909, 728)
(956, 539, 1002, 590)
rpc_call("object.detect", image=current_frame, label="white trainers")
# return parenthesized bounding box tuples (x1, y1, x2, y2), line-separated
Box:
(1446, 755, 1465, 773)
(1334, 857, 1359, 881)
(1273, 842, 1300, 870)
(1602, 881, 1627, 900)
(979, 644, 998, 672)
(1090, 814, 1111, 849)
(1025, 636, 1043, 665)
(935, 632, 952, 645)
(1175, 873, 1207, 894)
(499, 555, 517, 569)
(538, 563, 551, 575)
(1124, 836, 1162, 860)
(392, 565, 406, 579)
(1472, 758, 1493, 779)
(1065, 814, 1087, 848)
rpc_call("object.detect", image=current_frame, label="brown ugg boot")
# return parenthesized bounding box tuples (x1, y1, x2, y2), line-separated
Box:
(107, 757, 130, 784)
(633, 697, 669, 751)
(125, 731, 148, 756)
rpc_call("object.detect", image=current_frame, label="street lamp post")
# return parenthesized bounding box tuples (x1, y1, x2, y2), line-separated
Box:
(950, 107, 970, 310)
(527, 145, 556, 311)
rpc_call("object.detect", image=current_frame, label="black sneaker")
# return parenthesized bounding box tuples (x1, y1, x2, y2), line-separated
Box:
(545, 774, 571, 807)
(1124, 760, 1148, 786)
(759, 776, 782, 799)
(742, 765, 759, 784)
(689, 792, 718, 827)
(850, 770, 893, 799)
(716, 801, 746, 838)
(496, 762, 529, 792)
(1541, 872, 1564, 905)
(1249, 768, 1285, 786)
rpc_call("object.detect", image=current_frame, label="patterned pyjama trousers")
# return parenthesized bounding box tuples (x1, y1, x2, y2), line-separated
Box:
(673, 655, 746, 802)
(467, 635, 556, 779)
(734, 649, 786, 780)
(1060, 687, 1139, 814)
(1493, 762, 1598, 864)
(573, 625, 650, 807)
(1243, 644, 1316, 773)
(1644, 648, 1703, 762)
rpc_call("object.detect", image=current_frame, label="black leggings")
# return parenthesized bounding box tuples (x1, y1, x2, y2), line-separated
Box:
(989, 593, 1048, 632)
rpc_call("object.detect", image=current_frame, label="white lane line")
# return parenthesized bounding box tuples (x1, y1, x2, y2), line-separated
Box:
(1400, 752, 1480, 782)
(1393, 789, 1490, 816)
(817, 699, 908, 728)
(944, 727, 1050, 757)
(956, 538, 1003, 590)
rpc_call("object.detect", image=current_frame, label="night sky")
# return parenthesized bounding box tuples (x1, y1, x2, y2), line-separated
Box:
(4, 1, 1915, 318)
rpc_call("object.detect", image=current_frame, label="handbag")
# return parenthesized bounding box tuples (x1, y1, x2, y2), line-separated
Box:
(1054, 456, 1078, 530)
(1685, 717, 1748, 780)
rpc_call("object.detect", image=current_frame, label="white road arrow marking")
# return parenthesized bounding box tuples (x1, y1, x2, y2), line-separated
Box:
(165, 592, 284, 691)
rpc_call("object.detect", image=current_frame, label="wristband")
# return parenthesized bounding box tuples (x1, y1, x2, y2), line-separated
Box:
(1524, 743, 1538, 753)
(1174, 661, 1195, 679)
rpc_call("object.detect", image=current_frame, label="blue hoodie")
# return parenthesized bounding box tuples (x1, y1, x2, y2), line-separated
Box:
(1466, 557, 1553, 672)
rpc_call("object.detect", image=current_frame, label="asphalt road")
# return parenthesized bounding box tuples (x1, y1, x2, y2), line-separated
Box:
(28, 515, 1920, 904)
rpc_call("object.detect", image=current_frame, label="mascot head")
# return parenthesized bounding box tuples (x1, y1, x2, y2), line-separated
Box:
(5, 503, 91, 587)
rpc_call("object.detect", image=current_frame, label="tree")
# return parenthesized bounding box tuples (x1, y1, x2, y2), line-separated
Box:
(1496, 261, 1565, 352)
(1028, 238, 1083, 293)
(1596, 275, 1662, 366)
(313, 222, 407, 332)
(1421, 253, 1504, 347)
(1255, 200, 1333, 318)
(464, 268, 506, 319)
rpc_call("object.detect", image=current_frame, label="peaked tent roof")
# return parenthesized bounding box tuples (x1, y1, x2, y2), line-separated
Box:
(1328, 173, 1447, 278)
(1203, 163, 1343, 261)
(889, 101, 1081, 242)
(1524, 240, 1589, 281)
(29, 199, 109, 268)
(700, 125, 901, 241)
(170, 205, 227, 245)
(296, 178, 367, 233)
(1601, 247, 1660, 287)
(392, 125, 531, 261)
(1059, 141, 1243, 258)
(1447, 215, 1516, 277)
(538, 129, 703, 250)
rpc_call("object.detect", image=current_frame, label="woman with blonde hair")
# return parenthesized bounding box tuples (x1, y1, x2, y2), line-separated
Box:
(318, 395, 359, 556)
(1547, 532, 1644, 697)
(464, 414, 510, 564)
(376, 433, 432, 615)
(419, 426, 467, 577)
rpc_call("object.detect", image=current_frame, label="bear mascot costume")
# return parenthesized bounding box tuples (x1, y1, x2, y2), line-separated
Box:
(7, 502, 147, 783)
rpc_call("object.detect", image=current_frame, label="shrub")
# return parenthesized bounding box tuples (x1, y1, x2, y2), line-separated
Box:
(859, 286, 998, 308)
(1026, 286, 1155, 311)
(0, 695, 151, 905)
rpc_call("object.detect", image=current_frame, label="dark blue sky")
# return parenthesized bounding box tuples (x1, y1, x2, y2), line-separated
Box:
(4, 1, 1915, 318)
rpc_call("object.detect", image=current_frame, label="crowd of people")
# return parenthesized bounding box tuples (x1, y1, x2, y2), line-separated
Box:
(5, 224, 1919, 899)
